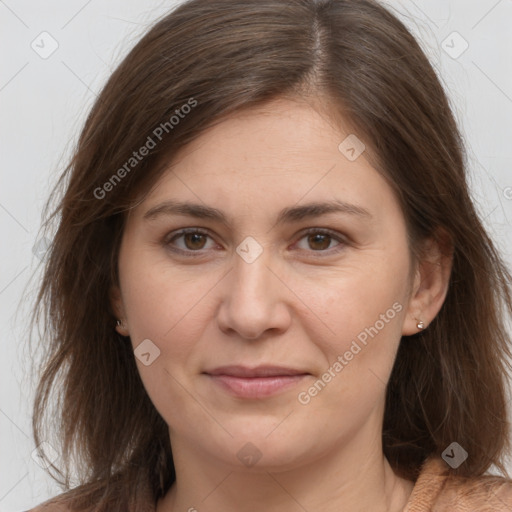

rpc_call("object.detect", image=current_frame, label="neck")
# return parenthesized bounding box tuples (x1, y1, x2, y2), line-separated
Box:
(157, 420, 414, 512)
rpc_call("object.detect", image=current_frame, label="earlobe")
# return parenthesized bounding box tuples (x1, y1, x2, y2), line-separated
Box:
(402, 231, 453, 336)
(115, 319, 129, 336)
(416, 319, 425, 330)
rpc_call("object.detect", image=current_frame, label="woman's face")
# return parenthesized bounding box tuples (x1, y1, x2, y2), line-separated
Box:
(113, 97, 420, 470)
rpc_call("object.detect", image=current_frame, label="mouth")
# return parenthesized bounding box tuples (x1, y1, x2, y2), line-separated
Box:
(203, 365, 311, 399)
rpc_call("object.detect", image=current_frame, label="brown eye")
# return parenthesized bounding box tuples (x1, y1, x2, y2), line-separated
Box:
(183, 232, 208, 250)
(294, 229, 345, 255)
(307, 233, 332, 251)
(165, 229, 215, 253)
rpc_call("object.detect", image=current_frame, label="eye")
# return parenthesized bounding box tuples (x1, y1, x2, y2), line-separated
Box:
(163, 227, 347, 257)
(294, 228, 345, 253)
(164, 228, 217, 253)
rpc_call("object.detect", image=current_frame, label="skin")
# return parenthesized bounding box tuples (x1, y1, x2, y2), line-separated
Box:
(111, 97, 452, 512)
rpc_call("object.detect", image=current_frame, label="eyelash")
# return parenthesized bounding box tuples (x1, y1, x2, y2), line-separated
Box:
(163, 227, 347, 258)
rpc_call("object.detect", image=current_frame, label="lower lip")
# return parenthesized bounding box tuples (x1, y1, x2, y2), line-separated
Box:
(206, 374, 308, 398)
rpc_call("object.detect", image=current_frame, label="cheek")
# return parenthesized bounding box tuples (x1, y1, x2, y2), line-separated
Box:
(293, 255, 409, 350)
(119, 250, 228, 385)
(292, 289, 406, 430)
(288, 253, 410, 411)
(119, 242, 204, 335)
(119, 258, 214, 425)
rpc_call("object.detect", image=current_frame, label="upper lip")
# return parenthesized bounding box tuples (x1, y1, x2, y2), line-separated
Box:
(204, 365, 310, 378)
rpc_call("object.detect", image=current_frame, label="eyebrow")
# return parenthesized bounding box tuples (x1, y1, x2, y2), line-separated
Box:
(143, 199, 372, 226)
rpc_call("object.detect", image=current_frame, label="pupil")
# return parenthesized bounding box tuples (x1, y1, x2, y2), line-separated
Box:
(185, 233, 206, 249)
(310, 234, 330, 250)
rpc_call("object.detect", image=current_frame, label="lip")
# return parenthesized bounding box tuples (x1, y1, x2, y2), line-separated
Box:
(205, 365, 309, 377)
(203, 365, 310, 399)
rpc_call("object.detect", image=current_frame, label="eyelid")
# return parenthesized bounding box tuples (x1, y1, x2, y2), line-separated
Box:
(162, 227, 348, 256)
(163, 227, 218, 254)
(292, 227, 347, 254)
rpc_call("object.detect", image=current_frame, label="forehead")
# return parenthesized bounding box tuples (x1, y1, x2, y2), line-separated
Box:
(173, 97, 350, 172)
(130, 97, 401, 225)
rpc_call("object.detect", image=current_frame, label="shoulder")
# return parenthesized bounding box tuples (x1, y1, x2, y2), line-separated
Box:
(405, 456, 512, 511)
(439, 471, 512, 511)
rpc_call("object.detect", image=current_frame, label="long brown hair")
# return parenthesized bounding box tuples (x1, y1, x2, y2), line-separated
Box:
(31, 0, 512, 509)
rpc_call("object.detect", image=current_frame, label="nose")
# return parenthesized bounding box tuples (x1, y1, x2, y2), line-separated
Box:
(216, 248, 292, 340)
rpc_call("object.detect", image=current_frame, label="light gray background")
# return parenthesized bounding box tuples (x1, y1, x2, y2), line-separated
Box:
(1, 0, 511, 510)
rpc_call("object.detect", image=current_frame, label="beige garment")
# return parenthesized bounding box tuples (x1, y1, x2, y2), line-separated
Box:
(403, 456, 512, 511)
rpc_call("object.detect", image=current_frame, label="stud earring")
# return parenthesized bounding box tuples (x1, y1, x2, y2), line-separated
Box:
(115, 319, 129, 337)
(416, 320, 425, 330)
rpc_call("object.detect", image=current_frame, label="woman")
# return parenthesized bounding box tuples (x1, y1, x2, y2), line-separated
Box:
(29, 0, 512, 510)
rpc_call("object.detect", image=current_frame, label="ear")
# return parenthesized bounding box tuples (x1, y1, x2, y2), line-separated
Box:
(110, 284, 129, 336)
(402, 229, 453, 335)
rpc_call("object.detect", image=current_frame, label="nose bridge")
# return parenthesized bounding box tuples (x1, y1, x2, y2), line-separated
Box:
(231, 233, 272, 294)
(217, 240, 290, 339)
(230, 239, 277, 310)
